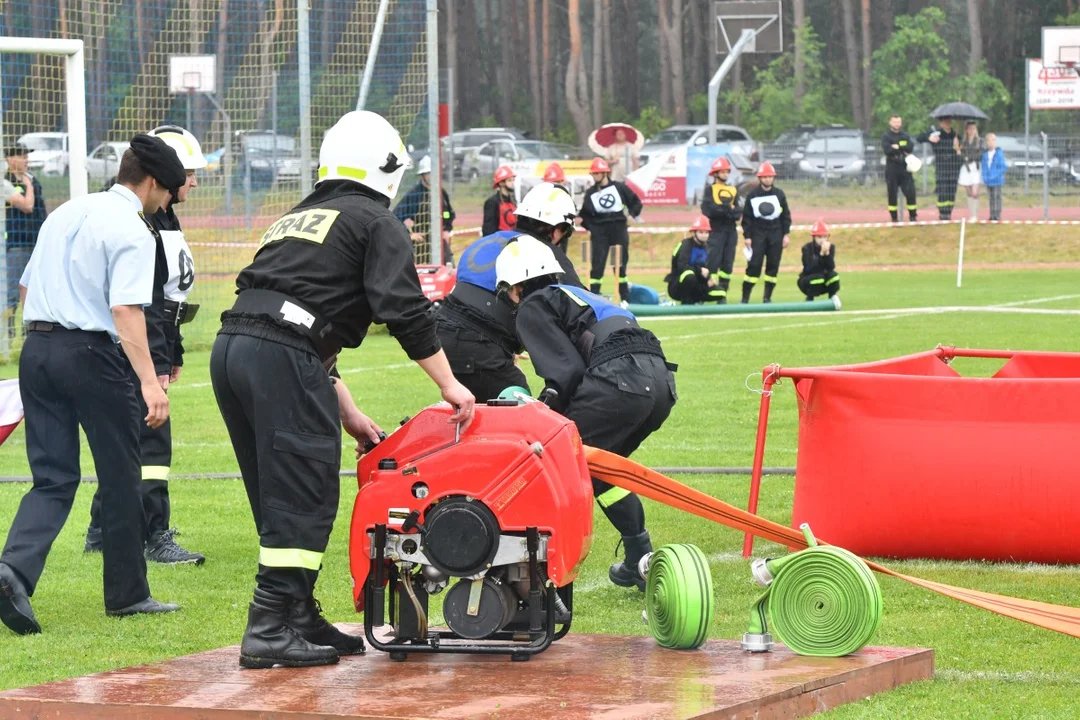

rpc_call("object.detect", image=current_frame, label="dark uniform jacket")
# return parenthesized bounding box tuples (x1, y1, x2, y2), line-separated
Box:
(231, 180, 440, 361)
(741, 185, 791, 238)
(800, 241, 837, 277)
(881, 129, 915, 168)
(515, 284, 664, 412)
(481, 191, 517, 236)
(147, 206, 182, 375)
(916, 127, 961, 174)
(5, 172, 47, 248)
(700, 180, 741, 230)
(394, 182, 455, 234)
(579, 181, 642, 230)
(670, 238, 709, 280)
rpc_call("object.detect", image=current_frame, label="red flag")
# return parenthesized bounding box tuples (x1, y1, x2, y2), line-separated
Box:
(0, 379, 23, 446)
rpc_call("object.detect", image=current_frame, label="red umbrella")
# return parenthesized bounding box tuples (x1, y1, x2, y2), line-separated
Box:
(589, 123, 645, 153)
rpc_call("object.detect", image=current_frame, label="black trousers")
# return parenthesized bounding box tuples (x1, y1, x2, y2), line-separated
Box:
(669, 270, 723, 305)
(1, 329, 149, 610)
(566, 352, 676, 538)
(798, 271, 841, 298)
(88, 373, 172, 541)
(707, 227, 739, 297)
(588, 222, 630, 301)
(210, 333, 341, 600)
(437, 324, 529, 403)
(743, 227, 785, 301)
(885, 164, 917, 219)
(936, 169, 960, 219)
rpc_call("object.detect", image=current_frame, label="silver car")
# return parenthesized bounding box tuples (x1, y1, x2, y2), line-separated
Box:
(639, 124, 760, 167)
(461, 139, 580, 182)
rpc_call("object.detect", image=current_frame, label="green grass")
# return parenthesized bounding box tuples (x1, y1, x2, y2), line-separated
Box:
(1, 268, 1079, 718)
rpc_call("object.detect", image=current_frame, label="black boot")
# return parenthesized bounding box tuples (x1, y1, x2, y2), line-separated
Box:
(909, 210, 918, 222)
(239, 589, 339, 669)
(287, 596, 365, 656)
(889, 210, 899, 223)
(609, 531, 653, 591)
(741, 281, 754, 304)
(84, 526, 103, 553)
(762, 282, 776, 304)
(590, 282, 602, 295)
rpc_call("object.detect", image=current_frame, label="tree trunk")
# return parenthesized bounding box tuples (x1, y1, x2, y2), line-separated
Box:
(59, 0, 68, 38)
(658, 0, 671, 115)
(666, 0, 686, 123)
(602, 0, 614, 100)
(135, 0, 147, 70)
(458, 0, 483, 128)
(256, 0, 285, 128)
(541, 0, 551, 133)
(840, 0, 861, 127)
(526, 0, 541, 137)
(565, 0, 592, 146)
(318, 0, 331, 67)
(3, 1, 14, 40)
(793, 0, 806, 109)
(592, 0, 603, 127)
(687, 0, 705, 105)
(498, 1, 513, 125)
(624, 0, 639, 116)
(966, 0, 983, 73)
(860, 0, 872, 131)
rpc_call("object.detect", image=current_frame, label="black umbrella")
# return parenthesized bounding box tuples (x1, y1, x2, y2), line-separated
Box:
(930, 102, 989, 121)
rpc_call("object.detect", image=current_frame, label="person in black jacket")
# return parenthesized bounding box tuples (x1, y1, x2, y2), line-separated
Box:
(435, 183, 583, 402)
(481, 165, 518, 236)
(393, 155, 455, 265)
(882, 115, 918, 223)
(495, 236, 676, 591)
(85, 126, 205, 566)
(917, 118, 961, 220)
(667, 215, 723, 304)
(740, 162, 791, 304)
(699, 156, 741, 303)
(3, 142, 46, 340)
(798, 220, 840, 301)
(210, 111, 476, 669)
(579, 157, 642, 302)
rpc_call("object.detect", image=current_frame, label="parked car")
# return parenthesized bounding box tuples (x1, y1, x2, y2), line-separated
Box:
(19, 132, 69, 176)
(796, 128, 870, 183)
(461, 139, 579, 182)
(764, 125, 815, 178)
(87, 141, 130, 185)
(237, 131, 303, 185)
(994, 134, 1062, 178)
(447, 127, 529, 179)
(639, 124, 760, 167)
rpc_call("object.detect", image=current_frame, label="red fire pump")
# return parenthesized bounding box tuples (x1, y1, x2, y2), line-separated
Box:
(415, 265, 457, 303)
(349, 397, 593, 661)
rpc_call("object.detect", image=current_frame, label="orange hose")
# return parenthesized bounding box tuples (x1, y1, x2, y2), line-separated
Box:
(585, 446, 1080, 639)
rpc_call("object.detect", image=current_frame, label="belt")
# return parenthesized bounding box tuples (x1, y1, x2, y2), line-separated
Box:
(227, 289, 339, 362)
(163, 300, 200, 326)
(25, 321, 111, 341)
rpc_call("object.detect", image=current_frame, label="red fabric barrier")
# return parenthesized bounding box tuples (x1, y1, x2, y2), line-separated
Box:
(760, 348, 1080, 563)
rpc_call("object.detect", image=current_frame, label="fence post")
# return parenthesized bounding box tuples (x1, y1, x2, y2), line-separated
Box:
(1042, 132, 1050, 221)
(297, 0, 313, 197)
(426, 0, 442, 266)
(1024, 65, 1031, 195)
(956, 217, 966, 288)
(823, 137, 829, 193)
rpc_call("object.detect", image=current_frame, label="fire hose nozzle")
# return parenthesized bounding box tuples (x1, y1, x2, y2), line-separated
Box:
(741, 632, 774, 653)
(750, 558, 774, 587)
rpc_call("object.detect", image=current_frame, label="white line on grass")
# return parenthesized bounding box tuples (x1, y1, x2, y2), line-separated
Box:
(993, 293, 1080, 307)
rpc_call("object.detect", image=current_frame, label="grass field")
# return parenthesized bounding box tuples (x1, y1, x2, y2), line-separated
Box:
(1, 267, 1079, 718)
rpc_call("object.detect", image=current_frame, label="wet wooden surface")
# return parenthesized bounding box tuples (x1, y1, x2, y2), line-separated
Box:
(0, 625, 933, 719)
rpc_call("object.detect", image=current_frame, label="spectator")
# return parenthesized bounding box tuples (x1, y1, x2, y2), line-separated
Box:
(981, 132, 1007, 222)
(881, 115, 918, 223)
(957, 121, 984, 220)
(4, 142, 46, 340)
(917, 118, 961, 220)
(393, 155, 455, 265)
(604, 127, 640, 183)
(798, 220, 840, 302)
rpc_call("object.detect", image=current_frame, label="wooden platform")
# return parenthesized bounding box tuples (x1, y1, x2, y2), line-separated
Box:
(0, 625, 933, 719)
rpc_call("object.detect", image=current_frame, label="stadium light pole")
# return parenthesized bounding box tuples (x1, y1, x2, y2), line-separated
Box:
(708, 29, 756, 145)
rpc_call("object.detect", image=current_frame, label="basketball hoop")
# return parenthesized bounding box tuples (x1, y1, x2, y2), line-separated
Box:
(169, 55, 216, 95)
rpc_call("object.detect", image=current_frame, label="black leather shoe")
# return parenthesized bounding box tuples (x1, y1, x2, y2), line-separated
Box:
(0, 563, 41, 635)
(106, 597, 181, 617)
(288, 597, 365, 656)
(240, 589, 338, 669)
(608, 531, 653, 592)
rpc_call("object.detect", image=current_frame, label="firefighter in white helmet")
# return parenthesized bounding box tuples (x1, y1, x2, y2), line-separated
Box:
(393, 155, 456, 265)
(209, 111, 475, 669)
(85, 125, 206, 566)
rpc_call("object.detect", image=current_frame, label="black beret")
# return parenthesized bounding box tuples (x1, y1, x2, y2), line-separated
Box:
(129, 134, 186, 194)
(3, 142, 30, 157)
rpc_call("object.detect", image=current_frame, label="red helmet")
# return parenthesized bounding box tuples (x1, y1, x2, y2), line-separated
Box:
(811, 220, 830, 236)
(493, 165, 516, 188)
(709, 157, 732, 174)
(756, 161, 777, 178)
(589, 157, 611, 174)
(690, 215, 710, 233)
(543, 162, 566, 183)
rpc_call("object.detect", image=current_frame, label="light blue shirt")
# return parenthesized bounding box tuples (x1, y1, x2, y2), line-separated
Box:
(21, 184, 155, 340)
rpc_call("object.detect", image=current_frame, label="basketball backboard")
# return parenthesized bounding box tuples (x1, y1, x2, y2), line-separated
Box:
(169, 55, 217, 94)
(1043, 26, 1080, 68)
(714, 1, 782, 56)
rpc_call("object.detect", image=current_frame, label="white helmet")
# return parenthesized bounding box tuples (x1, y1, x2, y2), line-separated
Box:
(516, 182, 578, 227)
(416, 155, 432, 175)
(495, 235, 564, 288)
(148, 125, 207, 170)
(318, 111, 411, 201)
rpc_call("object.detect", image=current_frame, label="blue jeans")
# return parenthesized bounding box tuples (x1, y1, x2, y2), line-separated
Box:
(6, 246, 33, 310)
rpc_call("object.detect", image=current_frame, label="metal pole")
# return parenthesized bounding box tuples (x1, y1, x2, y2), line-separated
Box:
(1025, 61, 1031, 195)
(186, 94, 192, 133)
(298, 0, 313, 196)
(447, 67, 455, 196)
(271, 72, 278, 185)
(244, 143, 252, 231)
(205, 92, 232, 214)
(65, 43, 88, 198)
(427, 0, 442, 265)
(1042, 131, 1050, 221)
(822, 136, 829, 192)
(357, 0, 391, 111)
(708, 29, 756, 145)
(956, 217, 966, 288)
(0, 53, 7, 359)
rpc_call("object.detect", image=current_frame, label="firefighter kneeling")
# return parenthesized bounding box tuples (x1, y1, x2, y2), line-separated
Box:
(797, 220, 841, 301)
(494, 237, 677, 589)
(667, 216, 724, 304)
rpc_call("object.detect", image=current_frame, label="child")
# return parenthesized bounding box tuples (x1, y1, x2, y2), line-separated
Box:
(740, 162, 791, 303)
(797, 220, 840, 301)
(699, 156, 742, 302)
(981, 133, 1007, 222)
(667, 216, 724, 304)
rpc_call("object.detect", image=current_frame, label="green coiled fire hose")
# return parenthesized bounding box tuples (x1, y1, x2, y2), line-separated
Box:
(643, 544, 714, 650)
(743, 524, 882, 657)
